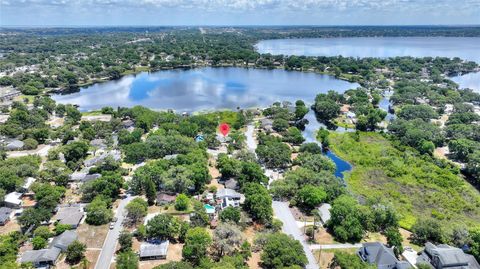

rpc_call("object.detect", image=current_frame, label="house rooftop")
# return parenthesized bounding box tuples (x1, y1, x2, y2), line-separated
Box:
(216, 188, 242, 199)
(21, 247, 61, 264)
(139, 240, 169, 258)
(0, 207, 12, 223)
(4, 192, 22, 205)
(53, 205, 84, 227)
(317, 203, 331, 224)
(50, 230, 77, 251)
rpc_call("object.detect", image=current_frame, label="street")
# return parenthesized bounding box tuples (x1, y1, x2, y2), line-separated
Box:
(273, 201, 319, 269)
(94, 195, 135, 269)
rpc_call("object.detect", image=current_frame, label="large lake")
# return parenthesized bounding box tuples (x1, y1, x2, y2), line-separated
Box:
(451, 72, 480, 91)
(256, 37, 480, 63)
(52, 67, 359, 112)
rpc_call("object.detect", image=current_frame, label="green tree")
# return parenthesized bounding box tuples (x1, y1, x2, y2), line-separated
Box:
(329, 252, 373, 269)
(219, 206, 241, 223)
(182, 227, 212, 265)
(261, 233, 307, 269)
(146, 214, 179, 240)
(125, 198, 148, 224)
(117, 250, 139, 269)
(145, 178, 157, 206)
(328, 195, 364, 243)
(33, 226, 51, 240)
(294, 185, 327, 211)
(175, 194, 190, 211)
(411, 219, 444, 244)
(32, 236, 47, 250)
(119, 231, 133, 252)
(66, 240, 86, 264)
(243, 183, 273, 224)
(469, 228, 480, 262)
(385, 227, 403, 258)
(85, 196, 113, 225)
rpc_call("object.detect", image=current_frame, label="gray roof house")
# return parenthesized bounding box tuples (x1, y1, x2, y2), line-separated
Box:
(139, 240, 169, 260)
(224, 178, 239, 190)
(53, 205, 84, 228)
(216, 188, 244, 209)
(317, 203, 332, 226)
(50, 230, 77, 251)
(6, 139, 24, 151)
(417, 243, 480, 269)
(21, 247, 61, 268)
(358, 242, 411, 269)
(70, 171, 101, 182)
(0, 207, 13, 225)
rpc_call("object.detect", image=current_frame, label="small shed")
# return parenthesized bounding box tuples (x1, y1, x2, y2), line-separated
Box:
(317, 203, 332, 226)
(20, 177, 37, 192)
(139, 240, 169, 260)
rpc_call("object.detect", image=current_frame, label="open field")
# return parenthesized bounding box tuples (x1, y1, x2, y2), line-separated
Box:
(329, 132, 480, 230)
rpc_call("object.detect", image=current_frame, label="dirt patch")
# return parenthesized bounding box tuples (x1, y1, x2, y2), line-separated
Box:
(0, 218, 20, 234)
(313, 228, 335, 244)
(77, 223, 109, 249)
(247, 251, 262, 269)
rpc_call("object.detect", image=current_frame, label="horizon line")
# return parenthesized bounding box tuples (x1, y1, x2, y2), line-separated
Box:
(1, 24, 480, 28)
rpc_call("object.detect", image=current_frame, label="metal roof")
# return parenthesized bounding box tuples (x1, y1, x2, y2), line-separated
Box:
(139, 241, 169, 258)
(50, 230, 77, 251)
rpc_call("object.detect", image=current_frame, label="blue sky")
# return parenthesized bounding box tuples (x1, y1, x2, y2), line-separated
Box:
(1, 0, 479, 26)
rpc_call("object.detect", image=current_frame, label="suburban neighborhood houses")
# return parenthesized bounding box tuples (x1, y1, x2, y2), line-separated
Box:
(0, 25, 479, 269)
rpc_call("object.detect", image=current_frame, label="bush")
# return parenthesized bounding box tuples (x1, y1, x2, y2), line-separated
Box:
(33, 226, 51, 240)
(219, 206, 241, 223)
(32, 236, 47, 250)
(54, 223, 71, 235)
(23, 138, 39, 150)
(175, 194, 190, 211)
(66, 240, 86, 264)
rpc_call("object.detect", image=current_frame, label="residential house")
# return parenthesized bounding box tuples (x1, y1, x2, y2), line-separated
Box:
(4, 192, 22, 208)
(50, 230, 77, 251)
(358, 242, 411, 269)
(260, 118, 274, 132)
(224, 178, 239, 190)
(69, 171, 101, 183)
(53, 205, 84, 228)
(139, 240, 169, 260)
(5, 139, 24, 151)
(216, 188, 244, 209)
(317, 203, 331, 226)
(417, 243, 480, 269)
(156, 193, 176, 206)
(20, 247, 61, 268)
(0, 207, 13, 225)
(20, 177, 37, 193)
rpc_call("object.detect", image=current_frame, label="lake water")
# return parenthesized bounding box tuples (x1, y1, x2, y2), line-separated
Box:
(52, 67, 359, 112)
(256, 37, 480, 63)
(451, 72, 480, 91)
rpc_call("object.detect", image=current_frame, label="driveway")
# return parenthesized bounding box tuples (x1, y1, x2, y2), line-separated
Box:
(310, 243, 362, 250)
(94, 195, 136, 269)
(245, 124, 257, 152)
(273, 201, 319, 269)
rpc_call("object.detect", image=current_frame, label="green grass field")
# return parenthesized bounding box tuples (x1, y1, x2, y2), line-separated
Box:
(329, 132, 480, 230)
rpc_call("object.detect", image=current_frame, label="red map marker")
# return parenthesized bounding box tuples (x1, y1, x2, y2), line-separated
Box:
(219, 123, 230, 136)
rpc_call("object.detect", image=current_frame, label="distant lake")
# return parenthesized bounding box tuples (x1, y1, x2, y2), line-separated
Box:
(52, 67, 359, 112)
(451, 72, 480, 91)
(256, 37, 480, 63)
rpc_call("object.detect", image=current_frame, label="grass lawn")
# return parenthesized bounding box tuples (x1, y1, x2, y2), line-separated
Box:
(328, 132, 480, 230)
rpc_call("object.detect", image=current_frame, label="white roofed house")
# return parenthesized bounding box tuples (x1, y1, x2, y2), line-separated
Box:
(20, 177, 37, 193)
(139, 240, 169, 260)
(216, 188, 244, 209)
(316, 203, 332, 227)
(4, 192, 22, 208)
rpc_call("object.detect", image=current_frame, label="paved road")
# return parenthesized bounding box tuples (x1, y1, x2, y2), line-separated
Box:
(310, 243, 362, 250)
(273, 201, 319, 269)
(94, 195, 136, 269)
